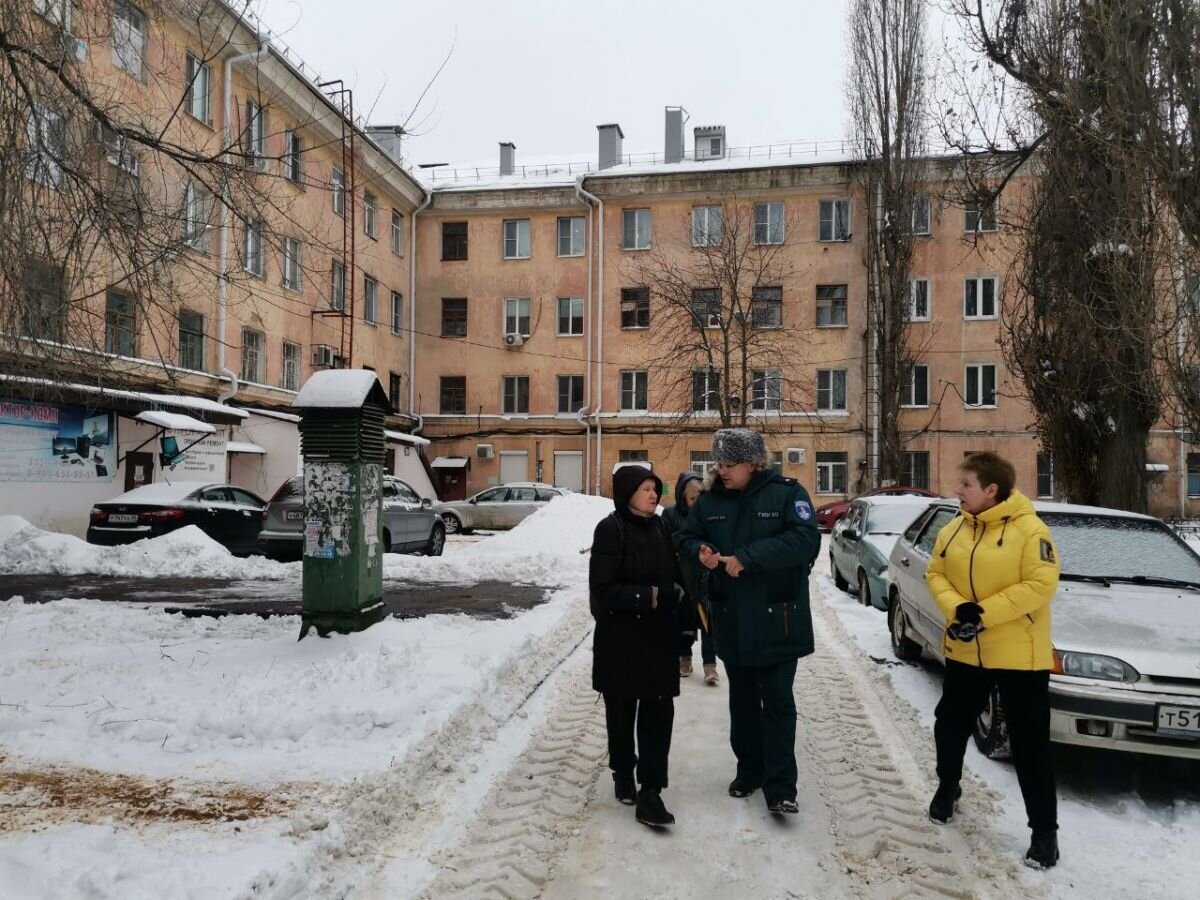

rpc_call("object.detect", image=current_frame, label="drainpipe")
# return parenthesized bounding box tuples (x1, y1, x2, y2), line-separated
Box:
(409, 189, 433, 415)
(868, 178, 882, 487)
(577, 176, 604, 494)
(574, 179, 596, 493)
(217, 42, 269, 404)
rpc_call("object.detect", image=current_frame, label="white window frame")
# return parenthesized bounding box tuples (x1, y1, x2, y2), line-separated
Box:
(283, 130, 303, 183)
(102, 125, 139, 177)
(557, 374, 585, 414)
(363, 275, 379, 324)
(751, 369, 783, 412)
(503, 219, 531, 259)
(815, 452, 849, 495)
(692, 205, 723, 247)
(908, 278, 931, 322)
(112, 1, 147, 80)
(391, 291, 403, 335)
(818, 198, 851, 242)
(182, 182, 210, 249)
(557, 217, 585, 257)
(966, 196, 999, 233)
(692, 368, 721, 414)
(752, 287, 783, 329)
(281, 340, 300, 391)
(331, 168, 345, 216)
(1036, 451, 1055, 499)
(241, 328, 264, 383)
(26, 104, 64, 188)
(816, 284, 848, 328)
(504, 297, 531, 337)
(622, 208, 652, 250)
(391, 210, 404, 255)
(364, 192, 377, 238)
(903, 364, 930, 407)
(34, 0, 70, 28)
(909, 194, 931, 235)
(185, 53, 210, 124)
(620, 370, 649, 411)
(282, 237, 302, 291)
(691, 288, 722, 329)
(179, 311, 205, 369)
(816, 369, 847, 412)
(502, 375, 530, 415)
(242, 218, 264, 277)
(964, 363, 998, 408)
(903, 450, 931, 490)
(330, 260, 345, 310)
(690, 450, 717, 477)
(964, 276, 998, 319)
(754, 202, 785, 245)
(556, 297, 584, 336)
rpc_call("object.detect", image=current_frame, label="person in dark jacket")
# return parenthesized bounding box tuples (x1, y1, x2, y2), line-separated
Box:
(589, 464, 680, 828)
(662, 471, 719, 684)
(676, 429, 821, 814)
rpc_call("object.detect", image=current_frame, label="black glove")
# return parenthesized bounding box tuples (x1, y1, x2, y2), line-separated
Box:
(954, 602, 983, 626)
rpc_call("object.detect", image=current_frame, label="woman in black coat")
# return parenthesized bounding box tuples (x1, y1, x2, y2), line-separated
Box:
(589, 465, 680, 828)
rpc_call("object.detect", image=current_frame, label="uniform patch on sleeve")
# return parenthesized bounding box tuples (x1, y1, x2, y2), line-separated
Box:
(795, 500, 813, 521)
(1039, 538, 1056, 563)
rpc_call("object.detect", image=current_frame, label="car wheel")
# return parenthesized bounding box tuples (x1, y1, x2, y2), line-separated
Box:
(441, 513, 461, 534)
(425, 523, 445, 557)
(831, 555, 850, 591)
(857, 569, 872, 608)
(973, 684, 1013, 760)
(889, 602, 923, 661)
(382, 528, 392, 552)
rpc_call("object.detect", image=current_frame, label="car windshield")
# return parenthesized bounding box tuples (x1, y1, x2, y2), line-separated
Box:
(1041, 513, 1200, 585)
(866, 504, 929, 535)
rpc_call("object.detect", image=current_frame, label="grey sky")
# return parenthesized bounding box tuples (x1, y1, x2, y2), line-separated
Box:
(263, 0, 855, 168)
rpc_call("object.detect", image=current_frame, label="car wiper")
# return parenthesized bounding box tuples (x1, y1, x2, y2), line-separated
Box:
(1059, 574, 1112, 587)
(1121, 575, 1200, 591)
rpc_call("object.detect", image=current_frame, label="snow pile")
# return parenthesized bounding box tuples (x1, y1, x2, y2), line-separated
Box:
(0, 515, 295, 580)
(384, 491, 613, 586)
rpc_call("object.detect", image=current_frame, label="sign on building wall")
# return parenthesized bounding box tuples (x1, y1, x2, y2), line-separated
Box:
(162, 429, 226, 478)
(0, 398, 116, 483)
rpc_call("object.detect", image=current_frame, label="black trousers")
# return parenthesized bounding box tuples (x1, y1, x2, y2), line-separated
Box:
(935, 658, 1058, 833)
(604, 694, 674, 791)
(725, 659, 799, 802)
(679, 625, 717, 665)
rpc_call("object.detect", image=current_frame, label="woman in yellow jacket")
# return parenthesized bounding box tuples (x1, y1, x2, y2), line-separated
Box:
(925, 451, 1061, 870)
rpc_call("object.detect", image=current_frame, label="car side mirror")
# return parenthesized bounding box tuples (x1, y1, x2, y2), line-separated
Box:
(844, 527, 860, 541)
(468, 497, 477, 504)
(421, 497, 432, 508)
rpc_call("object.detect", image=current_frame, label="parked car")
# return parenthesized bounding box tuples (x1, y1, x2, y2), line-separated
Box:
(887, 500, 1200, 761)
(257, 475, 444, 560)
(87, 481, 267, 555)
(816, 486, 940, 531)
(828, 495, 942, 610)
(434, 482, 564, 534)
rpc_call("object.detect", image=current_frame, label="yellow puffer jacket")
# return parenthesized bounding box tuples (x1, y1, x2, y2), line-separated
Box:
(925, 490, 1060, 670)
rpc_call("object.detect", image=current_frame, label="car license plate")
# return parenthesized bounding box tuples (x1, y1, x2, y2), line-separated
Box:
(108, 513, 139, 524)
(1156, 704, 1200, 737)
(285, 510, 303, 521)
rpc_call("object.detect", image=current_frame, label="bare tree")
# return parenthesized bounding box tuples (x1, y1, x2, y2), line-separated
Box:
(848, 0, 932, 486)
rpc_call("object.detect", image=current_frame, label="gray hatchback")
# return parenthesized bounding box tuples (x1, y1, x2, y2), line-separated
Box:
(258, 475, 444, 560)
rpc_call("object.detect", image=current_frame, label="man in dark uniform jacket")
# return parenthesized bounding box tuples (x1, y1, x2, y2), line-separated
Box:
(676, 428, 820, 813)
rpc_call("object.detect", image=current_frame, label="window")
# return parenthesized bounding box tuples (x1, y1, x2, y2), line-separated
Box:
(964, 276, 997, 319)
(690, 450, 716, 477)
(622, 208, 651, 250)
(179, 311, 205, 369)
(440, 376, 466, 414)
(621, 287, 650, 328)
(965, 364, 997, 407)
(620, 449, 649, 462)
(331, 168, 345, 216)
(752, 287, 782, 329)
(182, 182, 210, 249)
(816, 284, 848, 327)
(903, 451, 931, 490)
(1037, 452, 1055, 499)
(692, 369, 721, 413)
(692, 205, 723, 247)
(558, 217, 585, 257)
(363, 192, 377, 238)
(105, 290, 137, 356)
(330, 260, 345, 310)
(620, 371, 648, 411)
(754, 202, 785, 245)
(816, 451, 849, 494)
(908, 279, 930, 321)
(282, 238, 302, 291)
(102, 125, 139, 177)
(391, 210, 404, 255)
(389, 372, 402, 414)
(242, 219, 263, 276)
(751, 369, 782, 412)
(966, 196, 998, 233)
(390, 291, 403, 335)
(442, 298, 467, 337)
(557, 375, 585, 413)
(557, 297, 584, 336)
(21, 262, 64, 341)
(503, 376, 530, 414)
(241, 328, 264, 383)
(282, 341, 300, 391)
(112, 2, 147, 79)
(282, 130, 303, 183)
(816, 370, 847, 412)
(1188, 453, 1200, 498)
(504, 297, 531, 336)
(818, 199, 851, 241)
(363, 276, 378, 324)
(903, 364, 930, 407)
(908, 194, 931, 235)
(442, 221, 468, 260)
(26, 105, 64, 188)
(185, 53, 210, 123)
(691, 288, 722, 328)
(503, 219, 531, 259)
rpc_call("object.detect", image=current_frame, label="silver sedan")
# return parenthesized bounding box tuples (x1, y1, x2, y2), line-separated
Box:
(433, 482, 564, 534)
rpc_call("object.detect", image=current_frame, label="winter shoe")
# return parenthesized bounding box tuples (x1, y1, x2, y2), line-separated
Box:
(767, 798, 799, 815)
(703, 664, 720, 685)
(728, 777, 761, 798)
(679, 658, 693, 677)
(1024, 831, 1060, 869)
(613, 771, 636, 806)
(928, 782, 962, 823)
(635, 789, 675, 827)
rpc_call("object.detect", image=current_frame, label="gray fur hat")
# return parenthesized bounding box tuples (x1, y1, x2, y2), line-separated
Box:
(712, 428, 766, 464)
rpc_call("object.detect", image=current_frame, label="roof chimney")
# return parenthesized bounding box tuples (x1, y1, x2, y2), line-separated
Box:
(597, 123, 624, 170)
(694, 125, 727, 161)
(499, 142, 516, 176)
(665, 107, 686, 164)
(365, 125, 405, 163)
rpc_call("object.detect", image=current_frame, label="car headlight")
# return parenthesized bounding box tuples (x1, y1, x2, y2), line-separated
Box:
(1053, 650, 1139, 683)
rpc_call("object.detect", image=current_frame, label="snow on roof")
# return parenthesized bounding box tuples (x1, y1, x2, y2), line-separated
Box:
(225, 441, 266, 454)
(431, 456, 469, 468)
(136, 393, 249, 420)
(134, 410, 216, 434)
(103, 482, 216, 504)
(235, 406, 302, 424)
(385, 429, 430, 447)
(0, 376, 249, 421)
(292, 370, 385, 409)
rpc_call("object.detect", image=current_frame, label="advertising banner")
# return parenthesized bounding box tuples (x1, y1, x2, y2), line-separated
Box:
(0, 398, 117, 483)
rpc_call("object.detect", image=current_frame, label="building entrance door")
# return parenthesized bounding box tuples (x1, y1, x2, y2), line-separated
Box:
(124, 451, 154, 492)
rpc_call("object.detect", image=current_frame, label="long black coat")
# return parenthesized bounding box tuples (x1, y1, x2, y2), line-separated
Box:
(589, 466, 680, 699)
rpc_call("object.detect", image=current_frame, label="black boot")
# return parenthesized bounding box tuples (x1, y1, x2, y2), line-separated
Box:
(728, 777, 761, 798)
(635, 789, 675, 827)
(1025, 830, 1060, 869)
(928, 783, 962, 823)
(613, 771, 636, 806)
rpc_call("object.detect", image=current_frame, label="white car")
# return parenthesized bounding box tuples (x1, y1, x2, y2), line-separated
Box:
(432, 482, 565, 534)
(887, 500, 1200, 761)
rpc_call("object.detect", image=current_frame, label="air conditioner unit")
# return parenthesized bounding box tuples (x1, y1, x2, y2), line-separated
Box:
(785, 447, 806, 465)
(504, 333, 525, 348)
(703, 314, 722, 329)
(476, 443, 495, 459)
(311, 344, 335, 368)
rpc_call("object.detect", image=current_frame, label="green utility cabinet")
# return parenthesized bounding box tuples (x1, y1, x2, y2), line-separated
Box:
(292, 370, 390, 638)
